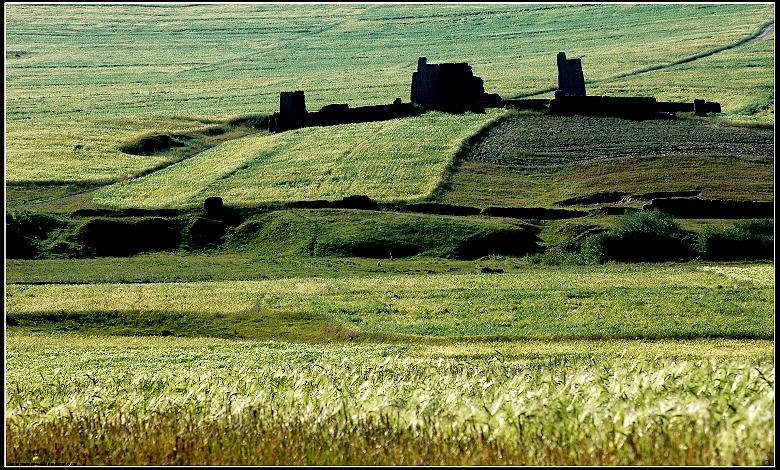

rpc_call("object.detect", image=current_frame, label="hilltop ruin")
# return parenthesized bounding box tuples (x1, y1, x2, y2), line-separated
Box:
(410, 57, 501, 112)
(548, 51, 721, 119)
(556, 52, 586, 97)
(267, 52, 722, 132)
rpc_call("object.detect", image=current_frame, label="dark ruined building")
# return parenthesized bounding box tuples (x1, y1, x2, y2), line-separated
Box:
(269, 90, 308, 132)
(556, 52, 586, 97)
(548, 51, 721, 119)
(268, 91, 424, 133)
(267, 52, 723, 132)
(410, 57, 501, 112)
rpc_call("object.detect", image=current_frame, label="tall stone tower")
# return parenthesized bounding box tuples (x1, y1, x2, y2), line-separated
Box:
(556, 52, 586, 97)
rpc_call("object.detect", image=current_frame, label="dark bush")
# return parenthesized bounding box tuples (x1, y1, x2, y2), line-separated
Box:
(581, 210, 697, 262)
(699, 219, 773, 261)
(5, 211, 65, 259)
(75, 217, 181, 257)
(204, 196, 224, 217)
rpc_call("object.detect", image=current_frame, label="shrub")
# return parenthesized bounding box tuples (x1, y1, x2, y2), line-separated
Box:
(581, 210, 697, 262)
(699, 219, 773, 261)
(75, 217, 182, 257)
(5, 211, 65, 259)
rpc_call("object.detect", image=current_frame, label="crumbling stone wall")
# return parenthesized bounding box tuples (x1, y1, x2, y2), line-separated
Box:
(549, 95, 660, 120)
(556, 52, 586, 97)
(410, 57, 498, 112)
(269, 92, 425, 132)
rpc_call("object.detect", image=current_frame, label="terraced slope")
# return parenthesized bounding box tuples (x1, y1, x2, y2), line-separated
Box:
(6, 3, 774, 183)
(94, 112, 499, 208)
(439, 113, 774, 208)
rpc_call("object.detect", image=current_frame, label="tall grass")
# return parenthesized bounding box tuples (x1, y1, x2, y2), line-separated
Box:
(5, 333, 774, 465)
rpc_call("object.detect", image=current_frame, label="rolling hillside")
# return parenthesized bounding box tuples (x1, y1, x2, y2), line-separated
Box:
(92, 111, 500, 208)
(5, 3, 774, 185)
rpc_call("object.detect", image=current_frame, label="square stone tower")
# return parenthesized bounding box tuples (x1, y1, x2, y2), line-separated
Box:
(556, 52, 586, 97)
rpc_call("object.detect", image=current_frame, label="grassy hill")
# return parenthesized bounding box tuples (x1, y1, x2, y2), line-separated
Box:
(439, 112, 774, 208)
(5, 3, 774, 184)
(92, 111, 500, 208)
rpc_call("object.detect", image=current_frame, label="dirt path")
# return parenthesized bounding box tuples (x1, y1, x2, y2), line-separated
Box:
(513, 20, 775, 99)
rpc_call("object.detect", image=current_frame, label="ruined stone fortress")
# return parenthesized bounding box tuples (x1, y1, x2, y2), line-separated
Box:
(268, 53, 721, 132)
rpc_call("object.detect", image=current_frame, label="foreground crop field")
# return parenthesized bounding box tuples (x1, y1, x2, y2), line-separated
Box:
(5, 4, 774, 184)
(92, 111, 499, 208)
(5, 263, 774, 465)
(5, 333, 774, 465)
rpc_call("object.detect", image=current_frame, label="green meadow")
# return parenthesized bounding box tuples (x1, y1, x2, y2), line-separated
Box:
(5, 3, 774, 185)
(92, 111, 500, 208)
(5, 3, 775, 466)
(6, 264, 774, 340)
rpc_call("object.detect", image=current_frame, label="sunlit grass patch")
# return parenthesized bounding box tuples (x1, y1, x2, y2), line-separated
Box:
(5, 331, 775, 465)
(6, 264, 774, 340)
(93, 111, 500, 208)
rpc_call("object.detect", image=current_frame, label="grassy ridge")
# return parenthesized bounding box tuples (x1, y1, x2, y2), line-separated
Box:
(6, 332, 774, 465)
(93, 112, 499, 208)
(4, 254, 521, 285)
(7, 264, 773, 340)
(5, 4, 774, 183)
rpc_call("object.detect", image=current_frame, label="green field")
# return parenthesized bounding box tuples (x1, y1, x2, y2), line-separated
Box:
(5, 3, 774, 185)
(5, 264, 775, 465)
(92, 111, 499, 208)
(439, 112, 774, 208)
(5, 3, 776, 466)
(6, 264, 774, 340)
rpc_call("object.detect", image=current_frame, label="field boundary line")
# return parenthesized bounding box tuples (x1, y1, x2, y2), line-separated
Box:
(427, 111, 514, 202)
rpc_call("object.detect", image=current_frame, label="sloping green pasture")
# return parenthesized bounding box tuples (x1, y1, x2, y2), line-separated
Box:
(440, 112, 774, 208)
(5, 4, 774, 184)
(93, 112, 499, 208)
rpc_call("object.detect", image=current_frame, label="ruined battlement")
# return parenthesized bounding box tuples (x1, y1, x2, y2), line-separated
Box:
(548, 52, 721, 119)
(267, 52, 723, 132)
(411, 57, 499, 112)
(268, 92, 424, 132)
(556, 52, 586, 97)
